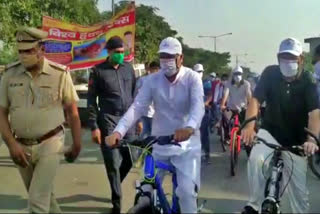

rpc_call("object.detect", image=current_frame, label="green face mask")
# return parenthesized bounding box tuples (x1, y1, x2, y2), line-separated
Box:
(110, 52, 125, 65)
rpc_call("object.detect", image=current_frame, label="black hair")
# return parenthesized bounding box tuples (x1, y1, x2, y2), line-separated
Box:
(149, 61, 160, 69)
(124, 31, 133, 36)
(106, 36, 123, 50)
(221, 73, 229, 80)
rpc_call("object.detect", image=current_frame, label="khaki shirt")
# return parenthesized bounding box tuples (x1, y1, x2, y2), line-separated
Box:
(0, 58, 79, 139)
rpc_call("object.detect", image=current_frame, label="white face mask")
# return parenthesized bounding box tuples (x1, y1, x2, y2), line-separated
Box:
(279, 59, 299, 77)
(160, 58, 178, 77)
(233, 75, 242, 83)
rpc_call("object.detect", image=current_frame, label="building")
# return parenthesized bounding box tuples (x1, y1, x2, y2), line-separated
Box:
(305, 37, 320, 57)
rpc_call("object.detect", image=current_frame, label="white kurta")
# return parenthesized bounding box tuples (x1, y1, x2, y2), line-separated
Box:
(114, 66, 205, 188)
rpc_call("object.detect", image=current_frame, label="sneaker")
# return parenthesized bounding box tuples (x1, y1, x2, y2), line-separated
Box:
(241, 206, 258, 214)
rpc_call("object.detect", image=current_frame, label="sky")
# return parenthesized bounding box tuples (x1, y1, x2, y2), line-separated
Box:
(98, 0, 320, 73)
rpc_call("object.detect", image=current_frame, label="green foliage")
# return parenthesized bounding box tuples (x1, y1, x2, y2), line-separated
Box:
(0, 0, 101, 64)
(134, 5, 177, 63)
(0, 1, 232, 73)
(182, 40, 231, 76)
(303, 52, 314, 73)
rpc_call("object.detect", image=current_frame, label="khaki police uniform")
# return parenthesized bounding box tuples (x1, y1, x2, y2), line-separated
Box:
(0, 27, 79, 213)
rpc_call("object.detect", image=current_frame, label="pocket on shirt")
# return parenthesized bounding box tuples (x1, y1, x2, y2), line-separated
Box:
(38, 86, 59, 108)
(8, 87, 25, 108)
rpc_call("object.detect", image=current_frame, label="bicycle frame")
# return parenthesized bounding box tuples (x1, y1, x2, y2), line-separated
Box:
(263, 150, 283, 213)
(143, 153, 179, 214)
(229, 112, 242, 154)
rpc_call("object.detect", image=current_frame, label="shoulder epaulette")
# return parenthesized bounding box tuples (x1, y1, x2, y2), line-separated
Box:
(47, 59, 67, 72)
(5, 61, 21, 71)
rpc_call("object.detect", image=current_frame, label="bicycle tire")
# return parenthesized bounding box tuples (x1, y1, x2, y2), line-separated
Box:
(308, 154, 320, 179)
(127, 203, 154, 214)
(220, 125, 227, 152)
(128, 184, 160, 214)
(230, 131, 238, 176)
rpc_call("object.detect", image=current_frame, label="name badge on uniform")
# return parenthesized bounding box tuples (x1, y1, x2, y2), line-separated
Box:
(9, 83, 23, 87)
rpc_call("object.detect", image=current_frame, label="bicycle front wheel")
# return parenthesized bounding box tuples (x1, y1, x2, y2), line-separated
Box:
(230, 131, 238, 176)
(128, 183, 159, 214)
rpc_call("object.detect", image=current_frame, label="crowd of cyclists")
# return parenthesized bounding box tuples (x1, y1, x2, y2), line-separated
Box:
(194, 63, 256, 164)
(3, 26, 320, 214)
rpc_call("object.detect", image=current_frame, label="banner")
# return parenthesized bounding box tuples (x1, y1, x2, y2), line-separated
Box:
(42, 2, 135, 71)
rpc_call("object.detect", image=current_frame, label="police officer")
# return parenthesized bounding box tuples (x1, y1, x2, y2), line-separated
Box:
(0, 27, 81, 213)
(87, 36, 139, 213)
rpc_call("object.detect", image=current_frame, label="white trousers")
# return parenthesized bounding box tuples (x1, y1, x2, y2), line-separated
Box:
(154, 147, 201, 213)
(247, 129, 309, 213)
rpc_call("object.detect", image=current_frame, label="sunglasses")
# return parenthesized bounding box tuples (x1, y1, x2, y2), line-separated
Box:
(18, 48, 38, 54)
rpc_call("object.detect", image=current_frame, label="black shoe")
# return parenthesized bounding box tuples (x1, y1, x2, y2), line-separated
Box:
(111, 206, 121, 214)
(241, 206, 258, 214)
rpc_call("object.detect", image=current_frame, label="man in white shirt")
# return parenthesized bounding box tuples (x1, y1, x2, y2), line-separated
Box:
(221, 65, 252, 120)
(106, 37, 205, 213)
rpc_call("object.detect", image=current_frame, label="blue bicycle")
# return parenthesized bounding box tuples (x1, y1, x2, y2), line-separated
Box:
(119, 136, 181, 214)
(121, 136, 205, 214)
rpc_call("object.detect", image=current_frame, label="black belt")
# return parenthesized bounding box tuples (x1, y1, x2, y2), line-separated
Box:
(16, 125, 64, 146)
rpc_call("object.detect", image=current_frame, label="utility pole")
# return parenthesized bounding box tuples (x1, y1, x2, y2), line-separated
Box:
(112, 0, 115, 16)
(198, 33, 232, 52)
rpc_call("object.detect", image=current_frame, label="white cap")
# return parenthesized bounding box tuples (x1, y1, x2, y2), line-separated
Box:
(193, 64, 204, 72)
(158, 37, 182, 55)
(233, 65, 243, 74)
(210, 72, 217, 78)
(278, 38, 302, 56)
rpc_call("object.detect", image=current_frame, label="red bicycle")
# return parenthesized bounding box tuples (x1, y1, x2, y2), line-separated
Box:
(222, 108, 251, 176)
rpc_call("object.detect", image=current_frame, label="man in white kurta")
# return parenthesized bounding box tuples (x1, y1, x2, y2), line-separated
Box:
(106, 37, 205, 213)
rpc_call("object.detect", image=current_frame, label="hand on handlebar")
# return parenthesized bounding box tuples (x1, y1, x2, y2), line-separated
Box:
(174, 127, 194, 143)
(303, 141, 319, 156)
(241, 125, 256, 146)
(105, 132, 122, 148)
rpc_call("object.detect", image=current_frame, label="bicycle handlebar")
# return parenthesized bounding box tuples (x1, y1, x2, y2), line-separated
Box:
(119, 135, 181, 148)
(255, 137, 304, 153)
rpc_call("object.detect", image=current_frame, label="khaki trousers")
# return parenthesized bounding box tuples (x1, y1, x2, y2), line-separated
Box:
(17, 131, 64, 214)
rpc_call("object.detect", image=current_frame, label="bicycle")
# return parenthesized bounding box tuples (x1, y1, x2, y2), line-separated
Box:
(241, 117, 320, 214)
(119, 136, 205, 214)
(222, 108, 251, 176)
(217, 109, 228, 152)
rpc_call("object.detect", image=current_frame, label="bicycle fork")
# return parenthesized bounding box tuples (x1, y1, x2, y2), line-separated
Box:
(262, 152, 284, 214)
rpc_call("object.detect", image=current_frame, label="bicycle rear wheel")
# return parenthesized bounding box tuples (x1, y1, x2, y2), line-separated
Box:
(309, 154, 320, 179)
(230, 131, 238, 176)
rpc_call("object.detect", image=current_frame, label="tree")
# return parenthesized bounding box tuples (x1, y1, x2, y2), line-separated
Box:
(182, 40, 231, 77)
(134, 5, 177, 63)
(0, 0, 101, 64)
(303, 52, 314, 73)
(0, 0, 232, 74)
